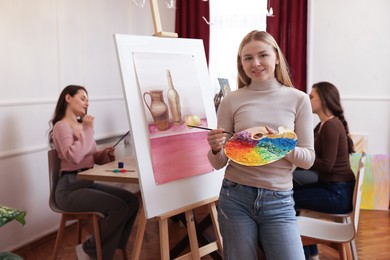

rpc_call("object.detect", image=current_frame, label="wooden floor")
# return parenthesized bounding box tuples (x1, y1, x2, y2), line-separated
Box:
(13, 208, 390, 260)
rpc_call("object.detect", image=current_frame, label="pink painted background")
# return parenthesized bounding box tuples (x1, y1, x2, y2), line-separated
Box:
(148, 119, 214, 184)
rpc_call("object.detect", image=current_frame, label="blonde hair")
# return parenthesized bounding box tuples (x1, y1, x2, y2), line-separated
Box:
(236, 30, 293, 88)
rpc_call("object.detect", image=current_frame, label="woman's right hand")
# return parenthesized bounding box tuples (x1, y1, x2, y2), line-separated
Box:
(82, 115, 95, 128)
(207, 128, 227, 154)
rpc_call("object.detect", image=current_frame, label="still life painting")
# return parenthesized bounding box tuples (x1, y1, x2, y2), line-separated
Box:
(133, 52, 213, 184)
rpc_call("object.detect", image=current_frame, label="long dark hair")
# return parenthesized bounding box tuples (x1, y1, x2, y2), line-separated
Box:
(236, 30, 293, 88)
(48, 85, 87, 146)
(313, 81, 354, 153)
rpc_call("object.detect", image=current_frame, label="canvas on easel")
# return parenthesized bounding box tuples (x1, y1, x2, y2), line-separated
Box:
(218, 77, 231, 96)
(114, 34, 225, 219)
(133, 52, 213, 185)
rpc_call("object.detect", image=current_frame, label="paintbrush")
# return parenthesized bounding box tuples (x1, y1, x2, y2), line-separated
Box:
(186, 125, 234, 135)
(113, 130, 130, 147)
(105, 169, 135, 172)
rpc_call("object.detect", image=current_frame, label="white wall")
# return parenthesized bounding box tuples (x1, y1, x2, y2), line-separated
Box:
(0, 0, 175, 251)
(308, 0, 390, 154)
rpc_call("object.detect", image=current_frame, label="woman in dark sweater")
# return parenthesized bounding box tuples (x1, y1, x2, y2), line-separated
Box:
(293, 81, 355, 259)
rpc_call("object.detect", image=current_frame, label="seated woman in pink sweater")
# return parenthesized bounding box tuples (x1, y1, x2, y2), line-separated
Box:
(48, 85, 139, 260)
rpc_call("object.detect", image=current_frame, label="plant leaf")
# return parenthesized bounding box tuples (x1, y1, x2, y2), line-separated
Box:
(0, 205, 27, 227)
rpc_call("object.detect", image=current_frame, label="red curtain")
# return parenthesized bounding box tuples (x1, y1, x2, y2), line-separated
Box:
(175, 0, 210, 64)
(266, 0, 307, 92)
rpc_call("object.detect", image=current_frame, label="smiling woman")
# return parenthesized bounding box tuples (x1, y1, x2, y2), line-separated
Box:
(207, 30, 315, 259)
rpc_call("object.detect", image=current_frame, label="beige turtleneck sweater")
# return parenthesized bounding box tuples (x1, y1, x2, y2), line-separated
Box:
(208, 78, 315, 191)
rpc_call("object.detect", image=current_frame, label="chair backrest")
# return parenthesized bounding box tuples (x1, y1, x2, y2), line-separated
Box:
(351, 152, 366, 232)
(48, 149, 62, 212)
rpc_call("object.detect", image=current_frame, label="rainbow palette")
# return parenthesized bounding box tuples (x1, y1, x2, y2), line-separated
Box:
(224, 126, 298, 166)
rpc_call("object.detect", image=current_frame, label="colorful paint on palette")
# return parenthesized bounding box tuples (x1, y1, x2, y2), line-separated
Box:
(224, 126, 297, 166)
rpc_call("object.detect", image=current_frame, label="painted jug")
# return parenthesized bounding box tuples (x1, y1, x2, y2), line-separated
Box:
(143, 90, 169, 131)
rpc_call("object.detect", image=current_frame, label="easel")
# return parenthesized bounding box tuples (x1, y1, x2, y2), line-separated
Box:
(131, 196, 223, 260)
(130, 1, 223, 259)
(149, 0, 178, 38)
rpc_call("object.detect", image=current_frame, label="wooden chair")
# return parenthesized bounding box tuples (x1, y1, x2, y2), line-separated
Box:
(48, 149, 112, 260)
(297, 152, 366, 259)
(297, 152, 365, 259)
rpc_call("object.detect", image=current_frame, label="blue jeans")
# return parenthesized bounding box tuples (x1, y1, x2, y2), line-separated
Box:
(293, 180, 355, 214)
(294, 180, 355, 259)
(217, 178, 305, 260)
(293, 169, 319, 187)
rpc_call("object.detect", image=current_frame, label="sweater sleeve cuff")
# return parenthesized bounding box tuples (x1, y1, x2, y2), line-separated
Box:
(207, 149, 228, 170)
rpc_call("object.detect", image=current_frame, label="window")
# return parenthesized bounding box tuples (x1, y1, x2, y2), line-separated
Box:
(209, 0, 267, 93)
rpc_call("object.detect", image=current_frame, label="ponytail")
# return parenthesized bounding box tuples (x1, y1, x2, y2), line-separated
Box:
(335, 113, 354, 154)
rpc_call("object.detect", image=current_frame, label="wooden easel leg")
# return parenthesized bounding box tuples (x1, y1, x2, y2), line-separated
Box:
(208, 202, 223, 255)
(159, 218, 170, 260)
(131, 206, 146, 260)
(149, 0, 162, 34)
(156, 197, 222, 260)
(185, 209, 201, 259)
(149, 0, 178, 37)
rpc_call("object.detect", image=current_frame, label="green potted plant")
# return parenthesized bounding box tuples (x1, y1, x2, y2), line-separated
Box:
(0, 205, 26, 260)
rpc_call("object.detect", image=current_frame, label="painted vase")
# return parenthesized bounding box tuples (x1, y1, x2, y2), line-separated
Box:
(143, 90, 169, 131)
